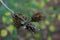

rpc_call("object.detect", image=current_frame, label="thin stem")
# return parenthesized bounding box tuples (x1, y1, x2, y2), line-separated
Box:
(0, 0, 14, 14)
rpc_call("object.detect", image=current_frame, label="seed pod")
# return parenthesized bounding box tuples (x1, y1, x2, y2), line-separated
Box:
(12, 14, 40, 33)
(12, 14, 27, 29)
(31, 12, 44, 22)
(26, 22, 40, 33)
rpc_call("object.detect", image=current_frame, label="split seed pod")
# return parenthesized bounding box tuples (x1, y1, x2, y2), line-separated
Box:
(12, 14, 27, 29)
(12, 14, 40, 33)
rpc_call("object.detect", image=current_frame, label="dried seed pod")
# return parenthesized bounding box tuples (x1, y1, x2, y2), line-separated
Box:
(12, 14, 27, 29)
(31, 12, 44, 22)
(26, 22, 40, 33)
(12, 14, 40, 33)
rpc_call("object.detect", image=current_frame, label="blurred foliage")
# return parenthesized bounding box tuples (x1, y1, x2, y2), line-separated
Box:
(0, 0, 60, 40)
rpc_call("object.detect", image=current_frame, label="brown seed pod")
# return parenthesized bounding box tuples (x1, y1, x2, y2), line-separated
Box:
(12, 14, 40, 33)
(31, 12, 44, 22)
(12, 14, 27, 29)
(26, 22, 40, 33)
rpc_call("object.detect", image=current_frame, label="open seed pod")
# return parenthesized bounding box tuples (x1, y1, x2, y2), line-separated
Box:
(12, 14, 40, 33)
(12, 14, 27, 29)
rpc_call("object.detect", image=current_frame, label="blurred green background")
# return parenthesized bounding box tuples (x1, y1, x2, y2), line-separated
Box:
(0, 0, 60, 40)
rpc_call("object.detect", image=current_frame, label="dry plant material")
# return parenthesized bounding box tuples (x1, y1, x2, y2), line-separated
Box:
(31, 12, 44, 22)
(12, 14, 27, 29)
(12, 13, 40, 33)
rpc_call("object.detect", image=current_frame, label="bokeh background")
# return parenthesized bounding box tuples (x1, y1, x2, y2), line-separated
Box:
(0, 0, 60, 40)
